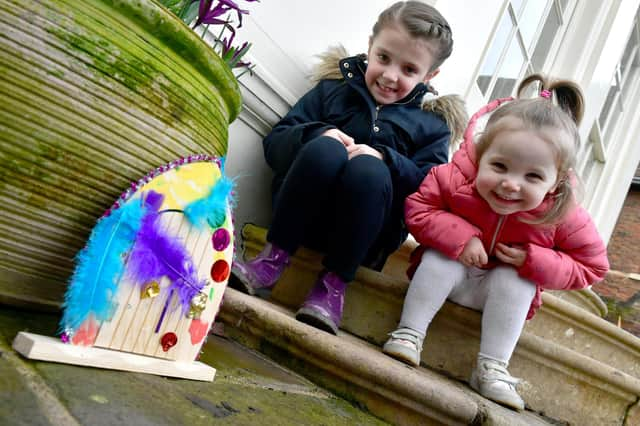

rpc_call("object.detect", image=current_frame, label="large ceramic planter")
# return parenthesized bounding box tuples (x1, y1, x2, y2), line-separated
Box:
(0, 0, 241, 309)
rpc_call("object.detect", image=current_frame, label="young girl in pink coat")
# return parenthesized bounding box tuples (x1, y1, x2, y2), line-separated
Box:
(383, 74, 609, 410)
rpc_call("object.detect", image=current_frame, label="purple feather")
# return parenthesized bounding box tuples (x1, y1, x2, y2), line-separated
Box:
(127, 198, 206, 314)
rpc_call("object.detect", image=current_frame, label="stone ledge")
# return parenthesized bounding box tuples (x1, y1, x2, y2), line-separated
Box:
(239, 224, 640, 425)
(219, 288, 555, 426)
(240, 224, 640, 379)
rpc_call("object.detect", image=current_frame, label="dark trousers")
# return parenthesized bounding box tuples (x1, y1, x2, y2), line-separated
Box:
(267, 137, 393, 282)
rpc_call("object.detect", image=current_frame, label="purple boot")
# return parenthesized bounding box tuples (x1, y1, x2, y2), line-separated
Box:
(295, 270, 347, 335)
(229, 243, 290, 296)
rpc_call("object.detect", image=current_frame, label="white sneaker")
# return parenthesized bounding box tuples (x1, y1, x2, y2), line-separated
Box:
(382, 327, 424, 367)
(469, 356, 525, 410)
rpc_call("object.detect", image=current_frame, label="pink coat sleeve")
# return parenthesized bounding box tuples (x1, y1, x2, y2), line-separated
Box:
(405, 164, 482, 260)
(518, 206, 609, 290)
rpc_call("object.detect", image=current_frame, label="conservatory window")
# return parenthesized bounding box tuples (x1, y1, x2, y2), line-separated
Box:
(591, 11, 640, 160)
(580, 10, 640, 206)
(476, 0, 573, 99)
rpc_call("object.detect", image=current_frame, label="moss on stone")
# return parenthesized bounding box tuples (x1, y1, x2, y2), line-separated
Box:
(1, 308, 389, 425)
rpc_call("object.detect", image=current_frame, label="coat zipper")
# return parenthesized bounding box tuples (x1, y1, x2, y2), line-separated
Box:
(373, 89, 423, 132)
(488, 215, 505, 254)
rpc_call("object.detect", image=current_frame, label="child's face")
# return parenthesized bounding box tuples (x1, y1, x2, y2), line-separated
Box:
(366, 24, 438, 105)
(476, 121, 560, 215)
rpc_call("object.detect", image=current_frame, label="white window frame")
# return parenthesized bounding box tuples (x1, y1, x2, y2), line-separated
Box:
(475, 0, 577, 100)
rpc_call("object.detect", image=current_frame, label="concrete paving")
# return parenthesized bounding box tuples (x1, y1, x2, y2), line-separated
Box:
(0, 306, 389, 426)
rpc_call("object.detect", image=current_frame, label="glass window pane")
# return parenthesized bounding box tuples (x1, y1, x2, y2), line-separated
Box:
(490, 36, 525, 98)
(598, 82, 619, 129)
(531, 6, 561, 71)
(621, 36, 635, 72)
(603, 99, 623, 140)
(519, 0, 548, 50)
(582, 154, 595, 183)
(511, 0, 525, 16)
(578, 143, 594, 177)
(477, 13, 514, 94)
(621, 49, 638, 93)
(559, 0, 569, 12)
(621, 25, 638, 71)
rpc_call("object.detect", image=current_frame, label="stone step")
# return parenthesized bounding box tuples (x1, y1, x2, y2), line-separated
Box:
(236, 224, 640, 425)
(219, 288, 556, 425)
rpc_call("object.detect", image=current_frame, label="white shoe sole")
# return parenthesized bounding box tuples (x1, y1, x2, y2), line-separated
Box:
(382, 341, 420, 367)
(469, 373, 525, 411)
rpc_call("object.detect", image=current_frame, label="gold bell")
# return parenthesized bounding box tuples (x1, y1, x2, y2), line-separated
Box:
(187, 292, 208, 319)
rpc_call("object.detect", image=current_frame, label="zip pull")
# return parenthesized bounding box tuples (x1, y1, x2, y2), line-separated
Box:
(488, 216, 505, 254)
(373, 105, 382, 133)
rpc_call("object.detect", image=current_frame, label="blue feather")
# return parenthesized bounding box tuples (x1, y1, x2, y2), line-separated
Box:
(184, 172, 235, 229)
(60, 197, 148, 333)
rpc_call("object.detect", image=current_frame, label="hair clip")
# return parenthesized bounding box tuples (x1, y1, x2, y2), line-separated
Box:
(540, 89, 552, 99)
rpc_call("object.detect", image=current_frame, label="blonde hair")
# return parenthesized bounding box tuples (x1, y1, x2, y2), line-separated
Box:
(372, 1, 453, 71)
(475, 74, 585, 224)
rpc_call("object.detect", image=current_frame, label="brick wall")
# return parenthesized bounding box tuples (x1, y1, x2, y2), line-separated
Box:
(592, 164, 640, 336)
(604, 190, 640, 273)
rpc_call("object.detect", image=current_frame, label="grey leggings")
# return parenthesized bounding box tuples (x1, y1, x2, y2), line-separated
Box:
(399, 250, 537, 363)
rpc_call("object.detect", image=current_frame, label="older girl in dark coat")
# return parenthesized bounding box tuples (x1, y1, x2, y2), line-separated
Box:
(231, 1, 463, 335)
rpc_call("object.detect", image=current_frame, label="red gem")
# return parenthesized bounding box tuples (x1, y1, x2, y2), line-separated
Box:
(160, 332, 178, 352)
(210, 259, 230, 282)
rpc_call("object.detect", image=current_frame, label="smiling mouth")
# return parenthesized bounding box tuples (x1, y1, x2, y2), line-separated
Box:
(376, 81, 396, 93)
(493, 192, 520, 203)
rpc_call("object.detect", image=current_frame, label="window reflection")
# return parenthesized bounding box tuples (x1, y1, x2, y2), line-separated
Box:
(599, 13, 640, 146)
(520, 0, 547, 50)
(511, 0, 525, 16)
(477, 0, 566, 97)
(477, 13, 514, 95)
(490, 36, 525, 99)
(532, 6, 561, 71)
(598, 78, 619, 131)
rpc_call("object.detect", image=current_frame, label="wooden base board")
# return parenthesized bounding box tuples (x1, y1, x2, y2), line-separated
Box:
(12, 332, 216, 382)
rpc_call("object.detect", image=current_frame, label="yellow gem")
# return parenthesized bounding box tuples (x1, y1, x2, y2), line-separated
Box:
(140, 281, 160, 299)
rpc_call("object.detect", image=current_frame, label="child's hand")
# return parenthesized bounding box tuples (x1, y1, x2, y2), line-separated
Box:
(459, 237, 488, 267)
(322, 128, 354, 147)
(495, 243, 527, 267)
(346, 143, 383, 160)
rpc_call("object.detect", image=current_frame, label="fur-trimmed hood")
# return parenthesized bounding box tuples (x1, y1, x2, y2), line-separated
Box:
(311, 45, 468, 148)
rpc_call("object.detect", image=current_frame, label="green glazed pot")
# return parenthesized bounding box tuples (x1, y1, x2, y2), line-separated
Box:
(0, 0, 241, 309)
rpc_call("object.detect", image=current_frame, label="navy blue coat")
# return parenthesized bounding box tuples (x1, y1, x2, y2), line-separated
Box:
(263, 55, 451, 269)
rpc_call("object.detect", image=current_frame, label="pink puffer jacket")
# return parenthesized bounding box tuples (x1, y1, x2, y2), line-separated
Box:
(405, 101, 609, 319)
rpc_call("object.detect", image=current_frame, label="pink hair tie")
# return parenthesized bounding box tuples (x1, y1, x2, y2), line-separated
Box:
(540, 89, 552, 99)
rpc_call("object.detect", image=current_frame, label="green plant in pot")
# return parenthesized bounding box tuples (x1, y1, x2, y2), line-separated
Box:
(0, 0, 255, 310)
